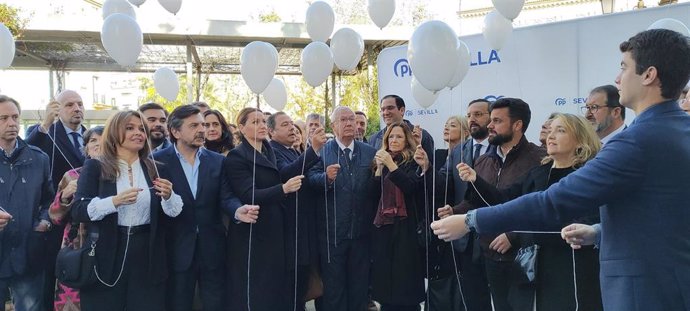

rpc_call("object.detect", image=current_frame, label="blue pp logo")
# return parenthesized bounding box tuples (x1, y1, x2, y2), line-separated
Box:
(554, 98, 567, 106)
(394, 59, 412, 77)
(484, 95, 504, 102)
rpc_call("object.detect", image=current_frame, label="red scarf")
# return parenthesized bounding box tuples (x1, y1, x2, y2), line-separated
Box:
(373, 154, 408, 227)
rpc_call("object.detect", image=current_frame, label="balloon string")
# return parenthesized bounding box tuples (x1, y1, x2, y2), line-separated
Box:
(247, 97, 260, 311)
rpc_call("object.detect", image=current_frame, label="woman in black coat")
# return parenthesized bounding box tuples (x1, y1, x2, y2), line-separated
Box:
(458, 113, 603, 311)
(72, 111, 182, 311)
(371, 122, 430, 311)
(225, 108, 304, 311)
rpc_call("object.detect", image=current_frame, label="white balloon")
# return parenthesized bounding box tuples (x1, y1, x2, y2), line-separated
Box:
(330, 28, 364, 71)
(648, 18, 690, 37)
(491, 0, 525, 21)
(262, 78, 288, 111)
(407, 20, 460, 92)
(0, 23, 15, 69)
(102, 0, 136, 20)
(305, 1, 335, 42)
(367, 0, 395, 29)
(101, 13, 143, 67)
(158, 0, 182, 15)
(447, 40, 471, 89)
(411, 77, 438, 109)
(153, 67, 179, 101)
(268, 42, 280, 73)
(300, 42, 334, 87)
(128, 0, 146, 7)
(241, 41, 278, 94)
(482, 10, 513, 51)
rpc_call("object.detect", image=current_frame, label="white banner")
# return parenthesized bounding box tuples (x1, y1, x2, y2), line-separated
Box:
(377, 3, 690, 144)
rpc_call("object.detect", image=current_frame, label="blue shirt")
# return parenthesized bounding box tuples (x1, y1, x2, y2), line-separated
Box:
(174, 144, 202, 199)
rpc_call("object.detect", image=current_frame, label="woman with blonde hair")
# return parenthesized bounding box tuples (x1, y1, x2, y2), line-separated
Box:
(371, 122, 430, 311)
(457, 113, 603, 311)
(72, 111, 183, 311)
(434, 115, 469, 168)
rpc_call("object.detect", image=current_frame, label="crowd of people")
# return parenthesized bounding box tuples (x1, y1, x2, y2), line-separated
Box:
(0, 29, 688, 311)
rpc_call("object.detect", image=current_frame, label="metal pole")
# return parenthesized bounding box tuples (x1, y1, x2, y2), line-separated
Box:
(186, 44, 193, 104)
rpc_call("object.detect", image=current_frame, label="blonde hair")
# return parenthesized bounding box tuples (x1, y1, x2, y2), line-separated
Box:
(446, 115, 470, 141)
(98, 111, 157, 181)
(380, 122, 417, 165)
(541, 113, 601, 167)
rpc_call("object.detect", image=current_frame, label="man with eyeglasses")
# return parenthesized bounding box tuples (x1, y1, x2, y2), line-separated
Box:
(581, 85, 626, 145)
(369, 95, 434, 162)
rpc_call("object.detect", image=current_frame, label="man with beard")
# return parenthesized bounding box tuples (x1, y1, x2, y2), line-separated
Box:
(139, 102, 171, 151)
(26, 89, 88, 311)
(267, 112, 326, 309)
(582, 85, 625, 145)
(155, 105, 246, 311)
(449, 98, 545, 311)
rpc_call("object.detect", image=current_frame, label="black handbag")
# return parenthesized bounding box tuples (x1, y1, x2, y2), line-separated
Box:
(55, 229, 99, 289)
(514, 244, 539, 284)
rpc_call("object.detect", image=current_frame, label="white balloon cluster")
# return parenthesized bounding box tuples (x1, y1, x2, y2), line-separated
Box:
(238, 41, 287, 110)
(482, 0, 525, 51)
(406, 20, 473, 108)
(0, 23, 15, 69)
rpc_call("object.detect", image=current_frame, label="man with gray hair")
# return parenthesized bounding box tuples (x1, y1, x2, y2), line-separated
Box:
(307, 106, 377, 311)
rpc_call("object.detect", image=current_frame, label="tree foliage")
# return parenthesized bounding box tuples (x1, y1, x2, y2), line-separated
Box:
(0, 3, 28, 38)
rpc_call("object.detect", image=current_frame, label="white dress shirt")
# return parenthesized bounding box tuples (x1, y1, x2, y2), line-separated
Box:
(87, 159, 182, 225)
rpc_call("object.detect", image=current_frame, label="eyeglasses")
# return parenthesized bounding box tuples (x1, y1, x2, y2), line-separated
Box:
(466, 112, 489, 119)
(580, 105, 609, 114)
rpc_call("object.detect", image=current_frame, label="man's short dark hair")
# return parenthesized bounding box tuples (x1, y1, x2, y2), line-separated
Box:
(191, 101, 210, 109)
(355, 111, 367, 117)
(267, 111, 287, 130)
(0, 95, 21, 113)
(590, 85, 625, 120)
(138, 102, 168, 117)
(468, 98, 490, 108)
(381, 95, 405, 109)
(619, 29, 690, 100)
(167, 105, 201, 144)
(490, 97, 532, 133)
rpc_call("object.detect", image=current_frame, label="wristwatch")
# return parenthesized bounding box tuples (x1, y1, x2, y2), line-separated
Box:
(465, 211, 477, 233)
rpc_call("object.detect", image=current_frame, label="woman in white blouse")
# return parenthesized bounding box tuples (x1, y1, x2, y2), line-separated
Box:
(72, 110, 182, 311)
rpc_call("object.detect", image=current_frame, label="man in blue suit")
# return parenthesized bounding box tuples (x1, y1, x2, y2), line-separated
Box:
(155, 105, 246, 311)
(267, 111, 326, 308)
(307, 106, 377, 311)
(432, 29, 690, 311)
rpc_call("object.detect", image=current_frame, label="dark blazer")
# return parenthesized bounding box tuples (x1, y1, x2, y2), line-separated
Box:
(72, 159, 170, 284)
(474, 100, 690, 311)
(26, 120, 87, 189)
(270, 140, 320, 267)
(307, 139, 378, 242)
(226, 138, 289, 310)
(154, 146, 241, 272)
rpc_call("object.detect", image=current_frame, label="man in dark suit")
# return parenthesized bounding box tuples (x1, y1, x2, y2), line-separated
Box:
(25, 89, 87, 311)
(307, 106, 377, 311)
(155, 105, 246, 311)
(369, 95, 434, 160)
(354, 111, 368, 143)
(432, 29, 690, 311)
(267, 112, 326, 309)
(138, 102, 171, 152)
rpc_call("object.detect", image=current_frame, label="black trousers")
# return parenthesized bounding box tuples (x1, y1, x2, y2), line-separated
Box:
(42, 225, 63, 311)
(484, 259, 514, 311)
(80, 230, 165, 311)
(319, 237, 370, 311)
(286, 264, 310, 311)
(167, 242, 226, 311)
(456, 238, 492, 311)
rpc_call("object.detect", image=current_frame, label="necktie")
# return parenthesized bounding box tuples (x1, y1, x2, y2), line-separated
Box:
(343, 148, 352, 169)
(69, 132, 84, 160)
(473, 144, 482, 161)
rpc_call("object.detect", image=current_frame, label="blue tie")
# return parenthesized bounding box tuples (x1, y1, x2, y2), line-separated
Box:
(69, 132, 84, 161)
(343, 148, 352, 169)
(473, 144, 482, 161)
